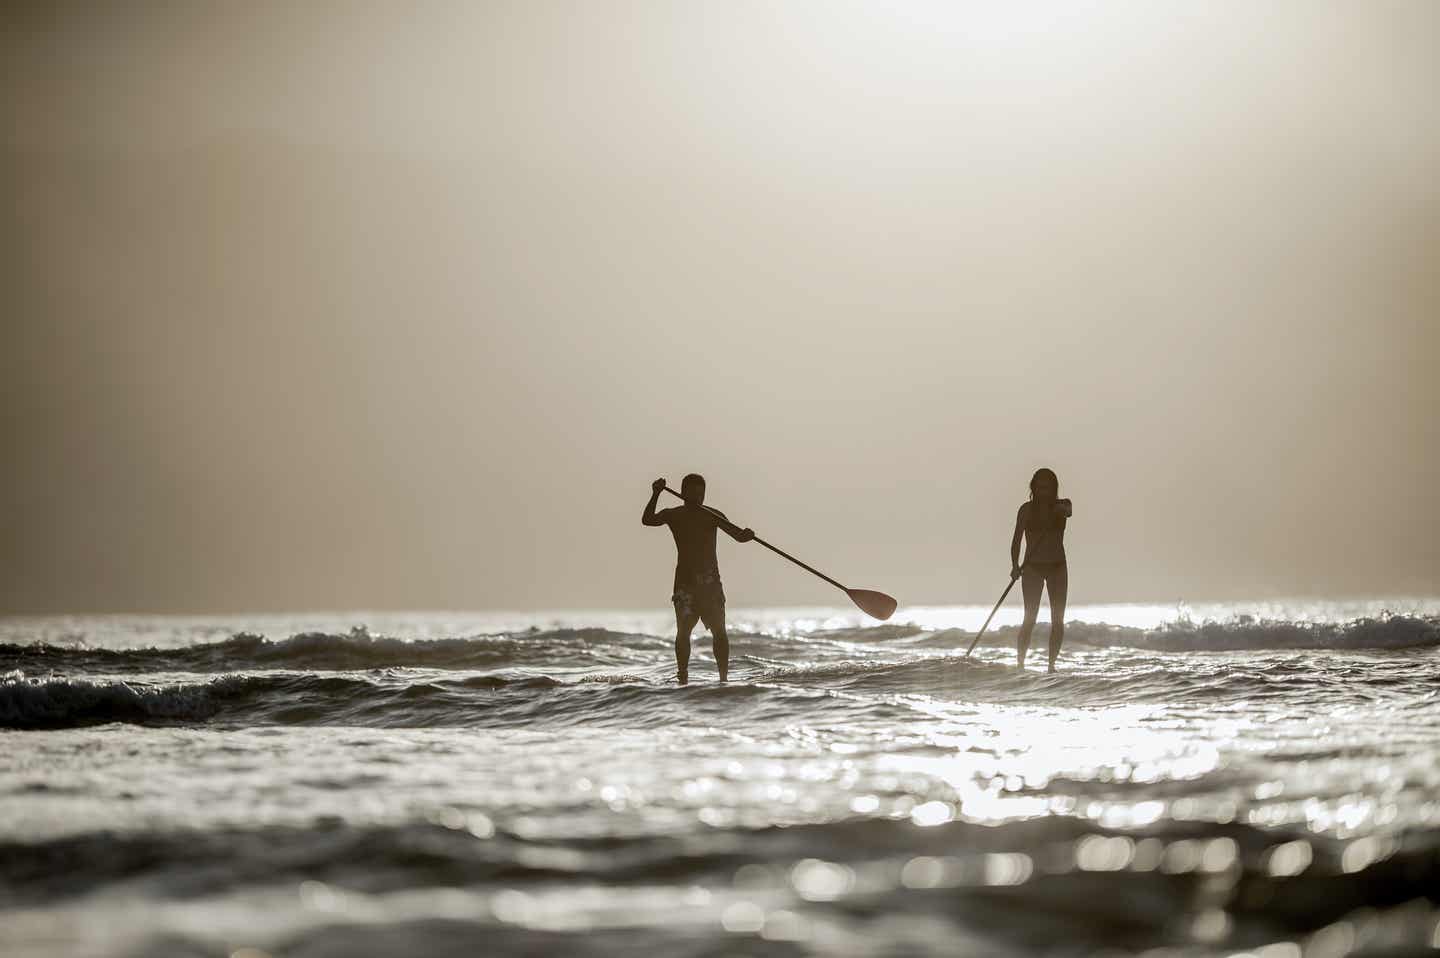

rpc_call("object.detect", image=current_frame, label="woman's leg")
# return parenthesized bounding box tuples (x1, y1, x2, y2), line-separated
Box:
(1018, 567, 1043, 668)
(1046, 565, 1068, 672)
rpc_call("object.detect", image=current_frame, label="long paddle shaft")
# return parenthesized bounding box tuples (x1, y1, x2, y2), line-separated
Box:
(660, 486, 897, 620)
(962, 527, 1053, 659)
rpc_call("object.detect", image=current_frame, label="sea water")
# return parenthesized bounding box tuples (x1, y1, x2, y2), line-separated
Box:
(2, 599, 1439, 957)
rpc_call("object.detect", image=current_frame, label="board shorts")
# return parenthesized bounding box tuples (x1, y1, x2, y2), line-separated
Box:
(673, 571, 725, 626)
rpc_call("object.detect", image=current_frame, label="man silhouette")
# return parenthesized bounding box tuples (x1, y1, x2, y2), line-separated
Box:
(642, 474, 753, 684)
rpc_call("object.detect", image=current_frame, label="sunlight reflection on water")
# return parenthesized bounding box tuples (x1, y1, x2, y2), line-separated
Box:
(3, 609, 1439, 958)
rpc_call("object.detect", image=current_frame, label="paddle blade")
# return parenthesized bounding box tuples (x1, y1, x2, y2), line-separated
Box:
(847, 589, 898, 621)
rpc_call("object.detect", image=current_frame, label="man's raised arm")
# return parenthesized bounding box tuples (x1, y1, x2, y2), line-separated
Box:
(642, 478, 668, 526)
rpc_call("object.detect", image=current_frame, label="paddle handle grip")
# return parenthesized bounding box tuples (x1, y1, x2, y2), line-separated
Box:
(660, 486, 849, 593)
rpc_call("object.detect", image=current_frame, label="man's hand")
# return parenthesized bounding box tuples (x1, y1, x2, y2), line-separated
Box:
(738, 528, 756, 543)
(1010, 565, 1023, 581)
(642, 480, 667, 526)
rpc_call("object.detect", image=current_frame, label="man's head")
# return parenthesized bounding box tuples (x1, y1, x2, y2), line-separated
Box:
(680, 473, 706, 505)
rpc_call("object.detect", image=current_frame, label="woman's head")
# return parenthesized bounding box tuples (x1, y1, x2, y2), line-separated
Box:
(1029, 468, 1059, 501)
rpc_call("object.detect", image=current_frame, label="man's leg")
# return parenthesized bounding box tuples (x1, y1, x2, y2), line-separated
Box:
(1018, 567, 1043, 669)
(704, 611, 730, 682)
(674, 603, 698, 684)
(1046, 565, 1068, 673)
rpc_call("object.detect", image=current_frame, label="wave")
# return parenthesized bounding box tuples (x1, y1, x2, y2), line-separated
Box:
(4, 815, 1438, 954)
(0, 668, 894, 731)
(0, 626, 670, 674)
(751, 652, 1435, 708)
(0, 670, 232, 728)
(2, 616, 1434, 678)
(1072, 614, 1440, 652)
(6, 638, 1433, 730)
(926, 614, 1440, 653)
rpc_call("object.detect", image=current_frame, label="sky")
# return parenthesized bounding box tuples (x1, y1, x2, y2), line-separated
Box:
(3, 1, 1437, 614)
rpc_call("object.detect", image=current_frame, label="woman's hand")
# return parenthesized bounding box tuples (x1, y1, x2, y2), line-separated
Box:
(1010, 564, 1023, 580)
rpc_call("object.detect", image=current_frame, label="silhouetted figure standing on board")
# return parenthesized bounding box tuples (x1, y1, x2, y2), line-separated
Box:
(642, 474, 754, 684)
(1010, 468, 1072, 672)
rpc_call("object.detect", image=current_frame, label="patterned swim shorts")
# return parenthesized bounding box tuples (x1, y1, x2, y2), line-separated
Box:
(672, 572, 726, 623)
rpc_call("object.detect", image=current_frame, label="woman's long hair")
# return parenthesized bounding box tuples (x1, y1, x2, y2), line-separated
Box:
(1028, 467, 1059, 501)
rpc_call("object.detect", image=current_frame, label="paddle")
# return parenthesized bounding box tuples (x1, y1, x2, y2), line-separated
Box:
(661, 486, 897, 621)
(962, 527, 1054, 659)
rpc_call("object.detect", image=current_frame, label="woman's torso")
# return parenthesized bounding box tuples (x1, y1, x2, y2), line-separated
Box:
(1022, 501, 1067, 565)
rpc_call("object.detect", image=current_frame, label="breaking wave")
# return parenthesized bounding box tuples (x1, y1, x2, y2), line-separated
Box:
(1, 616, 1434, 678)
(4, 639, 1432, 731)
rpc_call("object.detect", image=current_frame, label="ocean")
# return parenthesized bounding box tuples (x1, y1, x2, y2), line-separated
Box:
(2, 598, 1439, 957)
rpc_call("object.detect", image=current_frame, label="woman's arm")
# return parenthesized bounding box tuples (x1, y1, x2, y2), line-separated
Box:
(1009, 504, 1026, 578)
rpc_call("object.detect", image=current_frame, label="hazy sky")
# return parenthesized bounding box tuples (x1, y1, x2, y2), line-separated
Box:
(4, 1, 1437, 613)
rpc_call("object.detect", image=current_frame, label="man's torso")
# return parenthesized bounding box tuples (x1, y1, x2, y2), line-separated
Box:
(663, 505, 723, 590)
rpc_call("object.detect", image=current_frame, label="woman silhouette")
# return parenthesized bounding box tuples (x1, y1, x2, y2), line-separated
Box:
(1010, 468, 1072, 671)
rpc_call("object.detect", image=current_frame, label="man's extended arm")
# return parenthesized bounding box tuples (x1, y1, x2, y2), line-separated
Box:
(642, 478, 667, 527)
(712, 508, 755, 544)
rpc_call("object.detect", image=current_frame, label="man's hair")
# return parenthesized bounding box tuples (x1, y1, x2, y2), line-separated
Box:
(681, 473, 706, 492)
